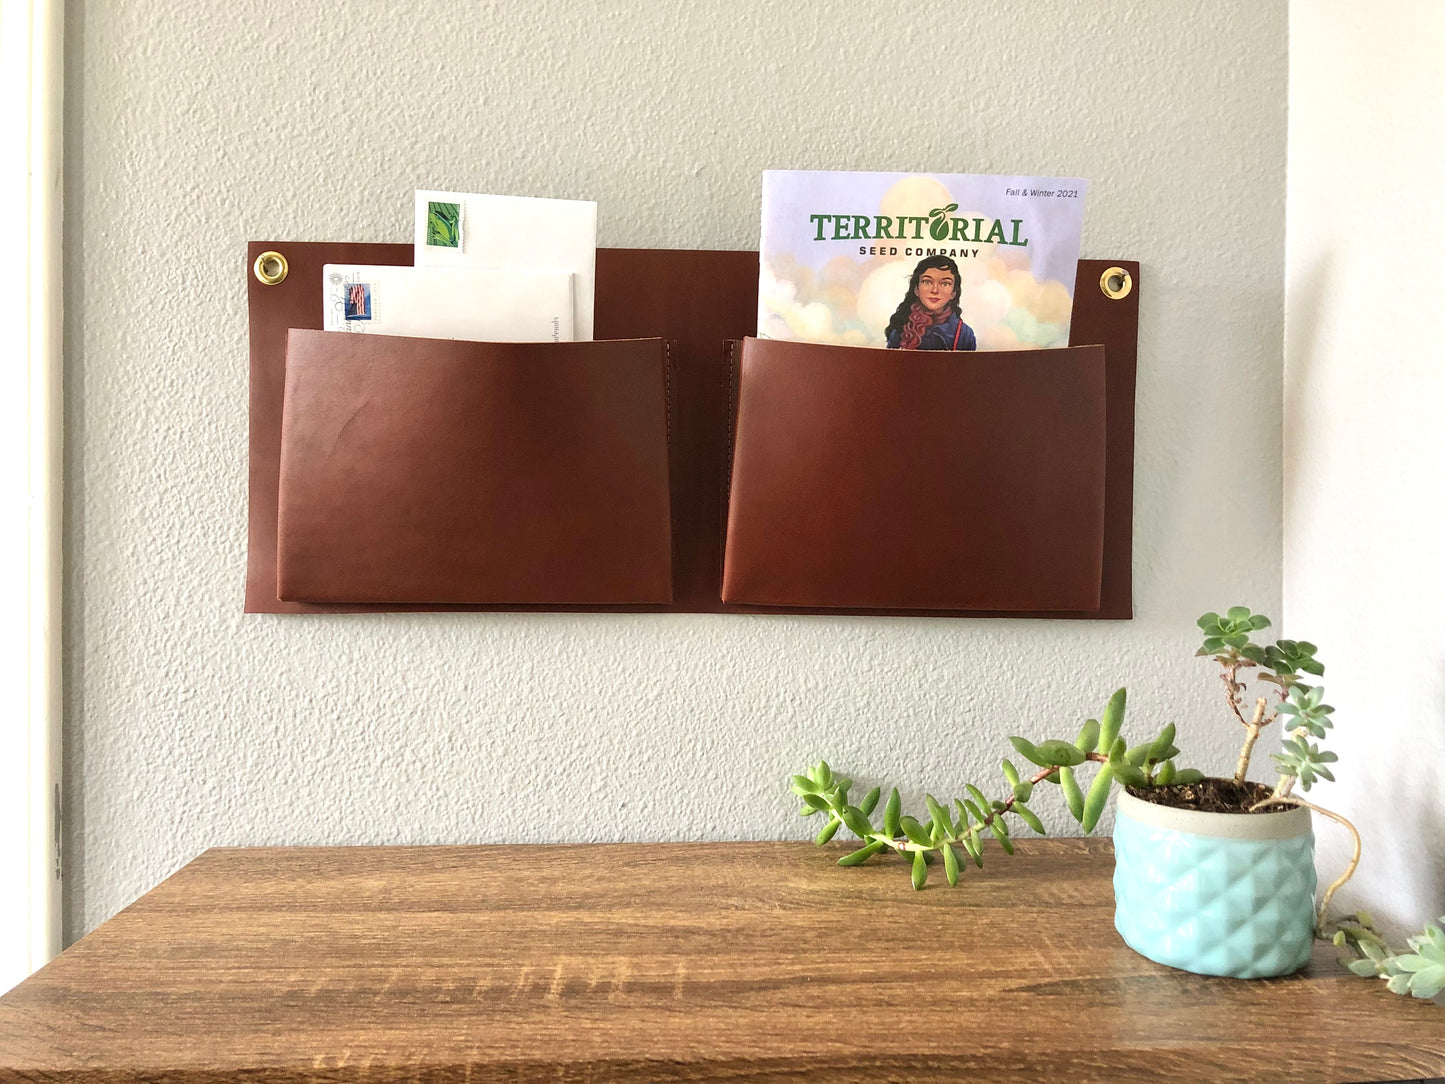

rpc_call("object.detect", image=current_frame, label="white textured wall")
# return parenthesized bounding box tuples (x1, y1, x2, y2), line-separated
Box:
(1284, 1, 1445, 937)
(62, 1, 1287, 938)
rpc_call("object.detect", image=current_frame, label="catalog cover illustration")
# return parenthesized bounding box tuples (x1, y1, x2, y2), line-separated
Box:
(759, 171, 1087, 351)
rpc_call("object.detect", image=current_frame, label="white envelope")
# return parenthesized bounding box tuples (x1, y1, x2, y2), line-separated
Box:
(413, 190, 597, 339)
(322, 264, 574, 343)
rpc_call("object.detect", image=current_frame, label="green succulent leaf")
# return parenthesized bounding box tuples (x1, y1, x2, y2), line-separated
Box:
(925, 794, 953, 836)
(942, 842, 960, 886)
(791, 775, 820, 795)
(1001, 759, 1021, 786)
(837, 840, 886, 866)
(1265, 647, 1297, 675)
(1396, 952, 1442, 974)
(911, 849, 928, 890)
(1149, 724, 1177, 765)
(965, 785, 993, 816)
(1059, 765, 1085, 821)
(1075, 719, 1100, 753)
(1034, 740, 1086, 768)
(936, 803, 959, 838)
(800, 792, 829, 812)
(900, 816, 932, 848)
(1098, 688, 1127, 752)
(989, 817, 1015, 855)
(1014, 803, 1046, 835)
(1239, 643, 1268, 665)
(883, 788, 902, 838)
(815, 819, 840, 845)
(1081, 764, 1114, 832)
(963, 830, 982, 865)
(1407, 970, 1445, 999)
(812, 760, 832, 788)
(1114, 763, 1148, 788)
(1418, 923, 1445, 955)
(1008, 736, 1049, 767)
(1172, 768, 1205, 784)
(1197, 611, 1222, 631)
(859, 786, 881, 816)
(841, 805, 872, 837)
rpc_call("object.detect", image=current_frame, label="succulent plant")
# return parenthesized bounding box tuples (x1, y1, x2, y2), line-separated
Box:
(1193, 606, 1339, 797)
(790, 686, 1204, 888)
(788, 607, 1433, 1000)
(1333, 911, 1445, 1000)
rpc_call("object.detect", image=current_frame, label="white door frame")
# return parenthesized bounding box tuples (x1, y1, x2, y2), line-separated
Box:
(0, 0, 63, 993)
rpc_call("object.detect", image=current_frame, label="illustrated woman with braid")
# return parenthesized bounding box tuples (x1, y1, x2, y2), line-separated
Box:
(884, 255, 976, 350)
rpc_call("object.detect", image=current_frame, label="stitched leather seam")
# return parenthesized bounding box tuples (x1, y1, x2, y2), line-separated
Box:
(720, 338, 742, 596)
(664, 339, 676, 599)
(662, 339, 673, 450)
(724, 339, 740, 509)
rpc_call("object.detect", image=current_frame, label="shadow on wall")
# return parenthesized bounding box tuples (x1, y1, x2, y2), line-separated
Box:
(1282, 253, 1331, 516)
(1412, 658, 1445, 925)
(1136, 266, 1288, 606)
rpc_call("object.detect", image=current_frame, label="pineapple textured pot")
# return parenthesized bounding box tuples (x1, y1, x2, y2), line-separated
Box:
(1112, 787, 1316, 978)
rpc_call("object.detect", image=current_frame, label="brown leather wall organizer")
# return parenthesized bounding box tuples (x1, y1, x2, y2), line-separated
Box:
(247, 243, 1137, 617)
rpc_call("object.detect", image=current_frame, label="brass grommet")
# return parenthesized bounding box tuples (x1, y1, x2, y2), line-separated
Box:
(1099, 266, 1132, 301)
(253, 251, 289, 286)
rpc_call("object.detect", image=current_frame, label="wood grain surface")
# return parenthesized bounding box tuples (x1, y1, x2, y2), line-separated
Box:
(1, 841, 1441, 1083)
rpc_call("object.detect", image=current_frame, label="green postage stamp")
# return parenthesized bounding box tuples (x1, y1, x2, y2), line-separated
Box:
(425, 200, 463, 249)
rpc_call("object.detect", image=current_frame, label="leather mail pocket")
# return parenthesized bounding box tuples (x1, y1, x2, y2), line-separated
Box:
(277, 331, 673, 605)
(721, 337, 1107, 612)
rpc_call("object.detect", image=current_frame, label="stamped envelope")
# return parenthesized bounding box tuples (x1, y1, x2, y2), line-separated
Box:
(413, 190, 597, 339)
(322, 264, 574, 343)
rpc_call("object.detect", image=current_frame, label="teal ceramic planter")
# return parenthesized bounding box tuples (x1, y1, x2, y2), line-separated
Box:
(1112, 788, 1316, 978)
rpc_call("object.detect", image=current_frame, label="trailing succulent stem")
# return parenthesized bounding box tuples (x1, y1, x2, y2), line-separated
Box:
(1330, 911, 1445, 1000)
(790, 688, 1205, 890)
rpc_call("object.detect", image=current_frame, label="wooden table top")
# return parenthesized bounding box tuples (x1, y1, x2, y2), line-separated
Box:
(0, 840, 1441, 1083)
